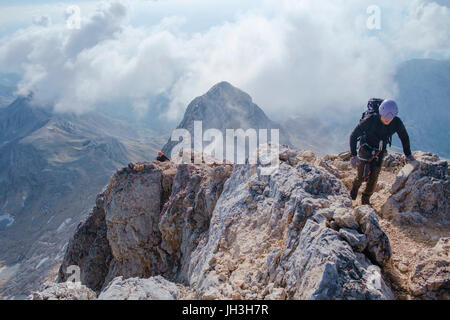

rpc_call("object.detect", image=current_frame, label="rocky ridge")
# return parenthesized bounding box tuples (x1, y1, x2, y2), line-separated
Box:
(31, 145, 449, 300)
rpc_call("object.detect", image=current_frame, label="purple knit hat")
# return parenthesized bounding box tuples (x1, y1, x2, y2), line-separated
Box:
(379, 99, 398, 119)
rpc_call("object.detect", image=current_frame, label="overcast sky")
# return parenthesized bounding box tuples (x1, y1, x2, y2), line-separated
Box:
(0, 0, 449, 121)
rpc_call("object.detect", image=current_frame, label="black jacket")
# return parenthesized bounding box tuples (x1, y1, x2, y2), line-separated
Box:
(350, 114, 412, 157)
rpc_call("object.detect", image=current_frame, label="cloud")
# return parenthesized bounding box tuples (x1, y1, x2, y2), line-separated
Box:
(391, 1, 450, 58)
(0, 0, 448, 120)
(64, 2, 127, 57)
(33, 15, 51, 27)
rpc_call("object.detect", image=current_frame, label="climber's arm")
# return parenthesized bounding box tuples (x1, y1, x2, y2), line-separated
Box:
(395, 118, 412, 157)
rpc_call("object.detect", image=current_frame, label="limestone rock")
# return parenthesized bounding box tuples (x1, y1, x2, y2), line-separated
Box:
(355, 206, 391, 266)
(408, 238, 450, 299)
(279, 147, 300, 165)
(382, 152, 404, 169)
(278, 220, 393, 299)
(338, 151, 351, 161)
(158, 163, 233, 282)
(297, 150, 316, 163)
(102, 161, 177, 284)
(390, 161, 420, 194)
(333, 208, 359, 230)
(339, 228, 367, 252)
(57, 192, 112, 292)
(187, 160, 392, 299)
(98, 276, 179, 300)
(30, 281, 96, 300)
(54, 149, 394, 300)
(380, 151, 449, 227)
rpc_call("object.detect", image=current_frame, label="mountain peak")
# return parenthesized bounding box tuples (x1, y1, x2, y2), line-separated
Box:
(208, 81, 234, 91)
(161, 82, 290, 156)
(204, 81, 252, 103)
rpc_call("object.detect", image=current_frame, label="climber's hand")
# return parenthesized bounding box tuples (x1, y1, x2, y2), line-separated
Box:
(350, 156, 361, 168)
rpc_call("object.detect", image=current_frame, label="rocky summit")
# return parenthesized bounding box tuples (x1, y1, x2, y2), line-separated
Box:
(30, 146, 449, 300)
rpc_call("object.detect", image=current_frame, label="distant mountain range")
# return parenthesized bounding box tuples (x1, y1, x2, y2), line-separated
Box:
(0, 73, 20, 108)
(395, 59, 450, 158)
(0, 95, 165, 298)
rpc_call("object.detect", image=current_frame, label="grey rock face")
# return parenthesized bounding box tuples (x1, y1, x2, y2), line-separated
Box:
(339, 228, 367, 252)
(279, 220, 393, 300)
(158, 163, 233, 283)
(355, 206, 391, 266)
(380, 151, 449, 227)
(56, 160, 231, 296)
(390, 161, 420, 194)
(103, 162, 172, 282)
(408, 237, 450, 299)
(58, 192, 112, 292)
(98, 276, 179, 300)
(185, 153, 392, 299)
(57, 161, 178, 293)
(382, 152, 405, 170)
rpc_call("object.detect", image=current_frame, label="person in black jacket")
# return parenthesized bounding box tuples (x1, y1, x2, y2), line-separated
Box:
(157, 151, 170, 162)
(349, 99, 415, 205)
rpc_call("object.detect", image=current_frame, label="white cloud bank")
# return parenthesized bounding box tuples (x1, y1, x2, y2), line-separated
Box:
(0, 0, 448, 121)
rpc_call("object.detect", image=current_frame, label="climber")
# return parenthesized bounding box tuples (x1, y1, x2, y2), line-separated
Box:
(349, 99, 415, 206)
(156, 151, 170, 162)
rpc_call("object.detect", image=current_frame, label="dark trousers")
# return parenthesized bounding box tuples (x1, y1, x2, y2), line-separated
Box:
(352, 158, 383, 198)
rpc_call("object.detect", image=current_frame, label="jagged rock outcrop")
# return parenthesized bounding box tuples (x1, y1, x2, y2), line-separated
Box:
(380, 151, 449, 227)
(186, 155, 392, 300)
(158, 162, 234, 283)
(102, 161, 177, 284)
(57, 191, 113, 292)
(57, 159, 233, 294)
(408, 237, 450, 299)
(58, 161, 178, 291)
(49, 146, 397, 300)
(309, 149, 449, 299)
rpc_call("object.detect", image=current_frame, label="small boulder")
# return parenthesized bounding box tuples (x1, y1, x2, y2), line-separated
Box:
(390, 161, 420, 194)
(333, 208, 359, 230)
(339, 228, 367, 252)
(356, 206, 392, 266)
